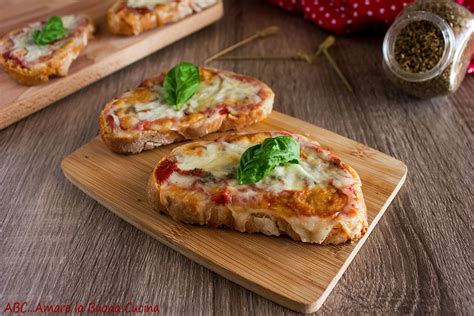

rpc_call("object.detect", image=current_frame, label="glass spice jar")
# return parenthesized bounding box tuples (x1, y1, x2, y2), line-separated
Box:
(382, 0, 474, 98)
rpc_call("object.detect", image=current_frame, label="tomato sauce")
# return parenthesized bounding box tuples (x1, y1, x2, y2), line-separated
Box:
(106, 115, 117, 130)
(219, 106, 230, 115)
(211, 189, 232, 205)
(177, 168, 205, 177)
(155, 159, 177, 183)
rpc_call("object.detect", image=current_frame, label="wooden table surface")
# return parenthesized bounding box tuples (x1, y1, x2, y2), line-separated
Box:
(1, 1, 472, 314)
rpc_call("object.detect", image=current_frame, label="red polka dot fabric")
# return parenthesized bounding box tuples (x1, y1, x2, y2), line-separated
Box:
(269, 0, 474, 74)
(269, 0, 415, 33)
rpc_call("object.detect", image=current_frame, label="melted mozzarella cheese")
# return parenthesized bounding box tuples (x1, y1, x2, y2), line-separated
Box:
(127, 0, 192, 20)
(191, 0, 217, 9)
(61, 15, 78, 30)
(256, 162, 323, 192)
(127, 0, 169, 8)
(117, 74, 261, 124)
(173, 139, 355, 192)
(176, 141, 249, 178)
(11, 15, 77, 63)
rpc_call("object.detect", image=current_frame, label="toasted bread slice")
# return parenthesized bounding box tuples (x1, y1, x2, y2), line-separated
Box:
(107, 0, 217, 35)
(0, 15, 94, 85)
(99, 67, 274, 154)
(147, 131, 368, 244)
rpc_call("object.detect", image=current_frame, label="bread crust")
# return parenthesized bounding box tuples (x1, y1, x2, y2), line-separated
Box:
(107, 0, 216, 36)
(99, 67, 274, 154)
(0, 15, 94, 85)
(107, 0, 159, 36)
(147, 132, 368, 245)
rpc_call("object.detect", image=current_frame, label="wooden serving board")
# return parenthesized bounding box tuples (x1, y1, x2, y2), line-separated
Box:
(61, 111, 407, 313)
(0, 0, 223, 129)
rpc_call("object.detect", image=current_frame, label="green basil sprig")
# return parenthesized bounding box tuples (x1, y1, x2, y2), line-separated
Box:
(163, 62, 200, 110)
(237, 136, 300, 185)
(32, 16, 67, 46)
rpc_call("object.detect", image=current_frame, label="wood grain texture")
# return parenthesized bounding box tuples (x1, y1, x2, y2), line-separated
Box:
(61, 112, 407, 313)
(1, 0, 473, 314)
(0, 0, 223, 129)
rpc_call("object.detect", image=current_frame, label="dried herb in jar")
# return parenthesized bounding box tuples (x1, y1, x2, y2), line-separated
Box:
(404, 0, 473, 36)
(394, 20, 445, 73)
(382, 0, 474, 98)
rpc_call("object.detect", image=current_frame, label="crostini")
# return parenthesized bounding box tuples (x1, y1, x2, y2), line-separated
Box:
(0, 15, 94, 85)
(147, 131, 368, 244)
(107, 0, 217, 35)
(99, 64, 274, 154)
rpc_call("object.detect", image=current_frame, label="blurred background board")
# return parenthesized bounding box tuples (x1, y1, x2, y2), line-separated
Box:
(0, 0, 223, 129)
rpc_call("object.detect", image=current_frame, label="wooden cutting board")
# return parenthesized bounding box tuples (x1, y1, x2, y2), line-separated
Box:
(61, 111, 407, 313)
(0, 0, 223, 129)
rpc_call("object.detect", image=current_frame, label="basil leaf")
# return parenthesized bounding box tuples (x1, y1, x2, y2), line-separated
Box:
(237, 136, 300, 185)
(237, 144, 267, 184)
(163, 62, 200, 110)
(33, 16, 66, 46)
